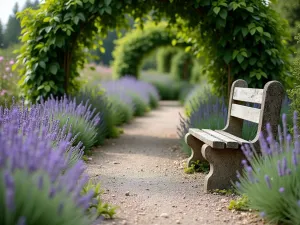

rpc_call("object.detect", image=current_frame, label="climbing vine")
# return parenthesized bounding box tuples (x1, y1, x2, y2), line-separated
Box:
(17, 0, 292, 101)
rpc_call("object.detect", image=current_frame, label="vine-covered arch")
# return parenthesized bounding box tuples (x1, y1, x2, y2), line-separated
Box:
(112, 22, 187, 79)
(17, 0, 291, 101)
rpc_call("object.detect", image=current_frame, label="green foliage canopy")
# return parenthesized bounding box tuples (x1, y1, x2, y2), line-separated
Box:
(17, 0, 292, 101)
(112, 22, 180, 78)
(156, 46, 181, 73)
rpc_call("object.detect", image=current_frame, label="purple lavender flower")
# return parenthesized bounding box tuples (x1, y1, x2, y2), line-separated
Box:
(277, 160, 283, 177)
(4, 170, 15, 211)
(16, 217, 26, 225)
(292, 150, 298, 166)
(264, 175, 272, 189)
(0, 100, 85, 164)
(279, 187, 285, 193)
(260, 212, 266, 217)
(0, 105, 93, 224)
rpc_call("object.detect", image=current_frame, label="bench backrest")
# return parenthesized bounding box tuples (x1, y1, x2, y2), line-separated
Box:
(223, 79, 284, 147)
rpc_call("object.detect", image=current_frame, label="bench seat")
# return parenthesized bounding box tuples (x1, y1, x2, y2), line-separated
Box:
(189, 128, 249, 149)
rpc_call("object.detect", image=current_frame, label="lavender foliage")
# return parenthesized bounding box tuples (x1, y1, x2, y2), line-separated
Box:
(0, 100, 84, 165)
(40, 95, 100, 152)
(237, 111, 300, 225)
(0, 109, 92, 225)
(100, 76, 159, 122)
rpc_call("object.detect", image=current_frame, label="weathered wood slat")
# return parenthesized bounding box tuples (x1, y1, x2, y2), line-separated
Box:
(233, 87, 264, 104)
(202, 129, 239, 149)
(231, 103, 261, 123)
(215, 130, 250, 144)
(189, 128, 225, 149)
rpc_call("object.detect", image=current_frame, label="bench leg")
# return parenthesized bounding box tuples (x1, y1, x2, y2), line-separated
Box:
(201, 144, 245, 192)
(185, 133, 206, 167)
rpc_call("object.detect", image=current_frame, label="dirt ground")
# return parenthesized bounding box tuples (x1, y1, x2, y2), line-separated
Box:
(87, 101, 264, 225)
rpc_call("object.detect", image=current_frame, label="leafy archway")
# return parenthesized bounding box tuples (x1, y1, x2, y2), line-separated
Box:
(17, 0, 291, 101)
(112, 22, 188, 79)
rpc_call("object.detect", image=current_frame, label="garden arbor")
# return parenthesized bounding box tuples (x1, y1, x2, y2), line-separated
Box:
(18, 0, 291, 102)
(112, 22, 188, 79)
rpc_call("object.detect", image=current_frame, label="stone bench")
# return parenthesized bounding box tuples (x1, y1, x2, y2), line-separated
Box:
(184, 79, 284, 192)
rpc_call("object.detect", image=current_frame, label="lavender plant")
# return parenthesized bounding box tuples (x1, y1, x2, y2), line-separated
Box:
(40, 96, 100, 153)
(0, 109, 93, 225)
(236, 112, 300, 225)
(100, 76, 159, 122)
(100, 80, 135, 125)
(0, 100, 84, 165)
(75, 88, 120, 142)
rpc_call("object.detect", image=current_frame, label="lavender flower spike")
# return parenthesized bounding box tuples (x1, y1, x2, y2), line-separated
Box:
(264, 175, 272, 189)
(4, 170, 15, 211)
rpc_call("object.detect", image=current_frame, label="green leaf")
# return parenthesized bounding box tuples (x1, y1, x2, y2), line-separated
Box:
(213, 7, 221, 15)
(53, 16, 60, 22)
(219, 9, 227, 20)
(241, 60, 248, 70)
(241, 27, 248, 37)
(89, 0, 95, 4)
(237, 54, 244, 64)
(232, 50, 239, 59)
(105, 6, 112, 14)
(50, 64, 58, 75)
(246, 7, 253, 13)
(44, 85, 51, 92)
(250, 28, 256, 35)
(256, 27, 263, 33)
(74, 16, 80, 25)
(223, 51, 232, 64)
(233, 26, 241, 36)
(266, 50, 272, 55)
(256, 73, 262, 80)
(43, 17, 51, 23)
(248, 23, 256, 30)
(39, 61, 46, 69)
(104, 0, 112, 5)
(261, 72, 268, 78)
(241, 51, 248, 57)
(45, 26, 52, 33)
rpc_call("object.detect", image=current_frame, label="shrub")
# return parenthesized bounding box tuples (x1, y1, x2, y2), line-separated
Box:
(0, 55, 19, 106)
(156, 46, 180, 73)
(190, 59, 206, 84)
(100, 81, 135, 124)
(74, 88, 119, 144)
(40, 96, 100, 153)
(112, 22, 176, 79)
(235, 112, 300, 225)
(141, 73, 192, 101)
(170, 50, 194, 81)
(101, 76, 159, 119)
(183, 84, 213, 117)
(288, 56, 300, 127)
(0, 109, 94, 225)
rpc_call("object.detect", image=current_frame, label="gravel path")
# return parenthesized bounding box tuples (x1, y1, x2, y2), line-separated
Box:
(87, 101, 263, 225)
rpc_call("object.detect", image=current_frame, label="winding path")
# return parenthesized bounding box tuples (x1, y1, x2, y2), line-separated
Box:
(87, 101, 261, 225)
